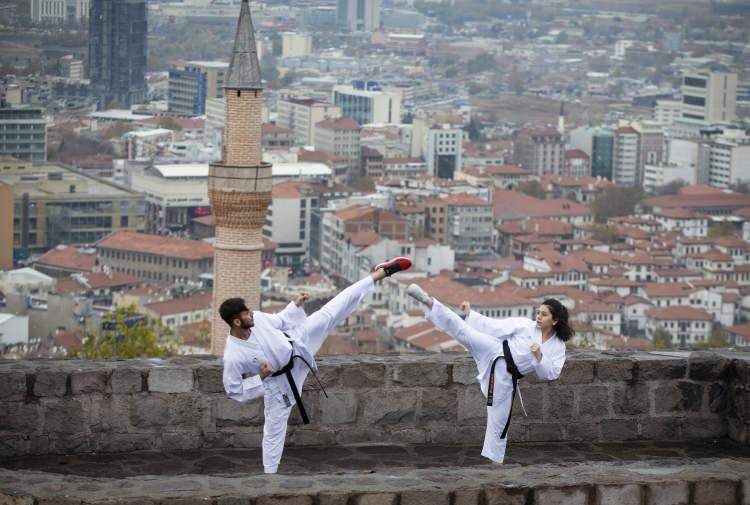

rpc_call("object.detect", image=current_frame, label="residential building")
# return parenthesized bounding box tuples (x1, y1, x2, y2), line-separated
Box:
(513, 128, 564, 176)
(424, 124, 463, 180)
(314, 117, 361, 183)
(143, 291, 212, 331)
(88, 0, 147, 107)
(654, 99, 682, 125)
(645, 306, 713, 347)
(708, 129, 750, 189)
(681, 66, 737, 122)
(383, 157, 427, 177)
(262, 181, 317, 271)
(261, 123, 294, 150)
(337, 0, 380, 32)
(563, 150, 590, 179)
(31, 0, 89, 24)
(59, 56, 84, 80)
(168, 61, 228, 115)
(97, 231, 213, 284)
(33, 245, 97, 277)
(613, 127, 640, 187)
(0, 106, 47, 162)
(277, 98, 341, 146)
(643, 163, 697, 193)
(332, 84, 401, 125)
(281, 33, 312, 58)
(1, 159, 144, 253)
(425, 195, 493, 255)
(570, 126, 614, 180)
(360, 146, 384, 179)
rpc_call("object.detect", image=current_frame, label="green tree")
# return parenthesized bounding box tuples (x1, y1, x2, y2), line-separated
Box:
(464, 117, 481, 141)
(71, 305, 177, 359)
(590, 224, 617, 244)
(654, 179, 687, 196)
(518, 180, 545, 199)
(467, 53, 495, 74)
(698, 327, 727, 349)
(652, 326, 673, 349)
(708, 221, 736, 238)
(590, 187, 643, 223)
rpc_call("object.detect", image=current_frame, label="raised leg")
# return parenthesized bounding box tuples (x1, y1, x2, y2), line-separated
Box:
(426, 299, 501, 362)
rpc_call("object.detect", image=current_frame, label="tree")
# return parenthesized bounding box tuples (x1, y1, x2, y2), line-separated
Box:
(652, 327, 673, 349)
(732, 181, 750, 194)
(158, 117, 183, 131)
(70, 305, 177, 359)
(467, 53, 495, 74)
(517, 180, 545, 199)
(590, 187, 643, 223)
(699, 327, 727, 349)
(653, 179, 687, 196)
(465, 117, 481, 142)
(708, 221, 736, 238)
(590, 224, 617, 244)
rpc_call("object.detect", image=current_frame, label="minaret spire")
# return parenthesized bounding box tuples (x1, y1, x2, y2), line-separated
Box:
(225, 0, 262, 90)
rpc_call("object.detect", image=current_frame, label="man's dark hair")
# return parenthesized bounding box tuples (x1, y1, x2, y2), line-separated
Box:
(219, 297, 248, 327)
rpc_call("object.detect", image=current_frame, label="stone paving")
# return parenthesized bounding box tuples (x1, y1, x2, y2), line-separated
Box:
(1, 439, 750, 504)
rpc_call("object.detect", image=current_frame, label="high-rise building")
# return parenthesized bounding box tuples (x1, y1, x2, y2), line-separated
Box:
(613, 127, 640, 187)
(88, 0, 147, 107)
(708, 129, 750, 189)
(337, 0, 380, 32)
(512, 128, 564, 176)
(332, 83, 401, 126)
(314, 117, 361, 183)
(208, 0, 272, 355)
(654, 99, 682, 126)
(681, 66, 737, 122)
(0, 106, 47, 163)
(570, 126, 614, 180)
(424, 124, 463, 180)
(281, 32, 312, 58)
(277, 98, 341, 146)
(59, 55, 84, 80)
(168, 61, 228, 116)
(31, 0, 89, 25)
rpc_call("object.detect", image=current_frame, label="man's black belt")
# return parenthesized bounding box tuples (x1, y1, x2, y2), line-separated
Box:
(487, 339, 524, 439)
(270, 334, 328, 425)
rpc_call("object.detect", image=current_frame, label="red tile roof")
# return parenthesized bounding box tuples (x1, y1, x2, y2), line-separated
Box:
(345, 230, 384, 247)
(145, 291, 212, 317)
(97, 232, 213, 260)
(646, 306, 712, 321)
(316, 117, 360, 130)
(262, 123, 293, 133)
(35, 246, 97, 272)
(614, 126, 638, 135)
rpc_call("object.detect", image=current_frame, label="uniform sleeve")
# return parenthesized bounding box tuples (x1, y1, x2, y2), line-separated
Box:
(533, 342, 566, 381)
(465, 312, 534, 339)
(223, 357, 265, 402)
(262, 302, 306, 331)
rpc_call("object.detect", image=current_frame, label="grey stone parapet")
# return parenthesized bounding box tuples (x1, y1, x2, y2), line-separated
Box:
(1, 350, 748, 457)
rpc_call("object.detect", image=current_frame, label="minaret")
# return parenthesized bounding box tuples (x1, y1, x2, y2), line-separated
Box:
(209, 0, 272, 355)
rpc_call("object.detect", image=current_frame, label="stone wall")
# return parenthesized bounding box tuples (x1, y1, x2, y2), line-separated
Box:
(1, 350, 747, 457)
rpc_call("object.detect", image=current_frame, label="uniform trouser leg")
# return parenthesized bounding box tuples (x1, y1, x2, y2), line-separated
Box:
(482, 391, 512, 463)
(425, 299, 499, 363)
(262, 393, 293, 474)
(301, 275, 375, 355)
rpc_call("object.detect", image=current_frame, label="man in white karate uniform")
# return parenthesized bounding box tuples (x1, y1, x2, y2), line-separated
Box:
(221, 257, 412, 474)
(406, 284, 570, 464)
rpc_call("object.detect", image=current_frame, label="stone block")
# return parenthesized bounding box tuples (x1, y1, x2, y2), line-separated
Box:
(196, 365, 224, 393)
(595, 484, 642, 505)
(565, 422, 599, 441)
(546, 385, 574, 421)
(70, 369, 108, 395)
(2, 401, 40, 432)
(161, 499, 213, 505)
(288, 429, 336, 446)
(216, 397, 263, 426)
(0, 436, 25, 457)
(636, 358, 686, 382)
(453, 489, 482, 505)
(577, 385, 609, 418)
(392, 362, 449, 387)
(533, 485, 589, 505)
(317, 493, 350, 505)
(110, 367, 143, 394)
(421, 387, 457, 422)
(88, 394, 130, 432)
(161, 432, 201, 451)
(709, 382, 728, 413)
(558, 359, 595, 384)
(645, 481, 689, 505)
(130, 394, 170, 428)
(400, 490, 450, 505)
(512, 386, 542, 419)
(728, 359, 747, 385)
(653, 381, 702, 413)
(689, 354, 730, 381)
(462, 387, 487, 421)
(33, 369, 68, 397)
(36, 499, 82, 505)
(596, 358, 633, 382)
(352, 494, 397, 505)
(693, 479, 738, 505)
(320, 391, 357, 424)
(0, 495, 34, 505)
(0, 370, 27, 400)
(529, 423, 564, 441)
(49, 433, 90, 454)
(611, 384, 649, 416)
(288, 393, 320, 426)
(362, 389, 417, 425)
(427, 425, 484, 444)
(169, 393, 212, 430)
(92, 433, 156, 453)
(600, 419, 639, 441)
(148, 367, 194, 393)
(334, 427, 385, 444)
(452, 361, 478, 385)
(742, 479, 750, 505)
(28, 435, 49, 454)
(216, 498, 249, 505)
(42, 399, 84, 434)
(255, 498, 313, 505)
(640, 418, 680, 440)
(341, 363, 386, 388)
(390, 428, 426, 444)
(308, 365, 340, 389)
(484, 486, 529, 505)
(681, 417, 726, 439)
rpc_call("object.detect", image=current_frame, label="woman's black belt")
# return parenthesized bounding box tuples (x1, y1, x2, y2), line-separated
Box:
(486, 339, 524, 439)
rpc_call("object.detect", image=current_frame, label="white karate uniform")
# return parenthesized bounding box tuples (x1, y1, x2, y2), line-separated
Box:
(222, 276, 375, 474)
(425, 299, 566, 463)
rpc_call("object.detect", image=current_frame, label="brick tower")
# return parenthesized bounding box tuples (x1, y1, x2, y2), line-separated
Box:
(209, 0, 272, 355)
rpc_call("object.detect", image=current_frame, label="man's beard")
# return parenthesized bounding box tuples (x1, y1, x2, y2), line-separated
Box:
(240, 320, 253, 330)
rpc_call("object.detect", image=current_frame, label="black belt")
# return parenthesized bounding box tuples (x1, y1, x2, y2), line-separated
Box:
(487, 340, 524, 439)
(270, 334, 328, 424)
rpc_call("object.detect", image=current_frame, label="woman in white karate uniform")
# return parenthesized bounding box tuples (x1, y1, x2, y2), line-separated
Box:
(220, 257, 412, 474)
(406, 284, 571, 464)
